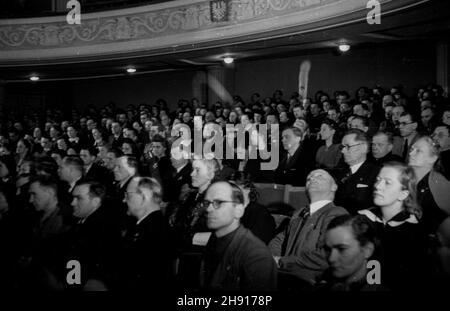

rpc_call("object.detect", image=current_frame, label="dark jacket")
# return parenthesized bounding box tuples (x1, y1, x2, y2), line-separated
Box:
(269, 202, 348, 284)
(64, 205, 122, 289)
(274, 143, 310, 186)
(372, 152, 403, 165)
(167, 162, 192, 203)
(358, 208, 429, 290)
(334, 160, 380, 214)
(241, 201, 276, 244)
(203, 225, 277, 291)
(118, 210, 170, 290)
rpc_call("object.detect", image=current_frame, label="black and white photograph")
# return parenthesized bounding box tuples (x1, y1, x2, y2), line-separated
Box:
(0, 0, 449, 305)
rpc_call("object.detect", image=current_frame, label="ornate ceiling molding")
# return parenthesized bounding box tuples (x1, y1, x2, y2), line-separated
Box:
(0, 0, 426, 64)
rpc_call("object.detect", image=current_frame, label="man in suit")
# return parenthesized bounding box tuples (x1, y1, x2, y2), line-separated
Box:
(79, 146, 112, 190)
(203, 181, 277, 291)
(66, 181, 121, 290)
(118, 176, 170, 290)
(168, 146, 192, 203)
(19, 176, 71, 289)
(371, 131, 403, 164)
(112, 155, 138, 222)
(274, 126, 310, 186)
(334, 129, 380, 214)
(109, 122, 124, 150)
(66, 126, 82, 152)
(269, 169, 348, 287)
(396, 111, 420, 161)
(58, 156, 84, 194)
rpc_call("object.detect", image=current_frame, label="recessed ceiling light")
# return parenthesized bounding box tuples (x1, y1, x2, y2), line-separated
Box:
(223, 57, 234, 64)
(30, 75, 39, 81)
(127, 67, 136, 73)
(338, 44, 351, 52)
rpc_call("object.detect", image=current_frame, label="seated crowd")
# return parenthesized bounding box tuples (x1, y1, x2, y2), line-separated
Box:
(0, 84, 449, 291)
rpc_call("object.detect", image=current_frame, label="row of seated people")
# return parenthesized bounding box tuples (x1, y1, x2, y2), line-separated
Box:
(0, 130, 449, 291)
(0, 84, 449, 290)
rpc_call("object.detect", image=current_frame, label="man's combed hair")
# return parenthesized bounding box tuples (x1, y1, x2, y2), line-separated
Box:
(327, 214, 378, 249)
(30, 175, 59, 194)
(137, 177, 163, 204)
(79, 180, 106, 202)
(373, 131, 394, 145)
(284, 126, 304, 138)
(344, 128, 369, 145)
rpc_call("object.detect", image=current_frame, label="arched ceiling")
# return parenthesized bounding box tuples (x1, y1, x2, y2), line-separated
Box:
(0, 0, 449, 82)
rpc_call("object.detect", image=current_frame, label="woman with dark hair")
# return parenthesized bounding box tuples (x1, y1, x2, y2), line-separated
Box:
(15, 138, 32, 173)
(358, 161, 429, 290)
(317, 214, 380, 291)
(229, 171, 275, 244)
(315, 119, 342, 170)
(121, 138, 140, 158)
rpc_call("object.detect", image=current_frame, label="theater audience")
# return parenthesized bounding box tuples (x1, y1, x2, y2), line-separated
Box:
(0, 83, 449, 291)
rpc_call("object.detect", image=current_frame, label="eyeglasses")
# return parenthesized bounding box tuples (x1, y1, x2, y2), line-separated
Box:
(201, 199, 240, 209)
(340, 143, 364, 151)
(398, 121, 414, 127)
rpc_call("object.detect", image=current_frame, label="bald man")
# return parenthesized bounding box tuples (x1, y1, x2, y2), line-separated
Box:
(202, 181, 277, 291)
(269, 169, 348, 288)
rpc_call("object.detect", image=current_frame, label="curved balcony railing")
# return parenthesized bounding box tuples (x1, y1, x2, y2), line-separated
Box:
(0, 0, 429, 64)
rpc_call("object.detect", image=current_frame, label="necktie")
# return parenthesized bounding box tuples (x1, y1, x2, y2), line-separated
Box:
(287, 207, 310, 255)
(402, 139, 409, 160)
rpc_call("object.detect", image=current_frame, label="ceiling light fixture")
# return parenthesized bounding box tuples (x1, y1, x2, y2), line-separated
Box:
(338, 44, 351, 52)
(223, 56, 234, 64)
(126, 67, 136, 73)
(30, 75, 39, 81)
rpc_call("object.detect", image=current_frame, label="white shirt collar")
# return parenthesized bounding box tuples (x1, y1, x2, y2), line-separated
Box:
(309, 200, 332, 215)
(350, 162, 364, 174)
(136, 210, 158, 225)
(176, 163, 187, 173)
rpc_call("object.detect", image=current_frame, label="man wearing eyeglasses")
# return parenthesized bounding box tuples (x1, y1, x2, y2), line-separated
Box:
(202, 181, 277, 291)
(397, 111, 420, 161)
(334, 129, 380, 214)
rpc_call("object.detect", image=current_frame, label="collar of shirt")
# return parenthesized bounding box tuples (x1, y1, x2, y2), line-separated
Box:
(119, 175, 133, 189)
(350, 162, 364, 174)
(85, 163, 93, 173)
(69, 181, 77, 192)
(136, 210, 158, 225)
(176, 163, 187, 174)
(309, 200, 332, 215)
